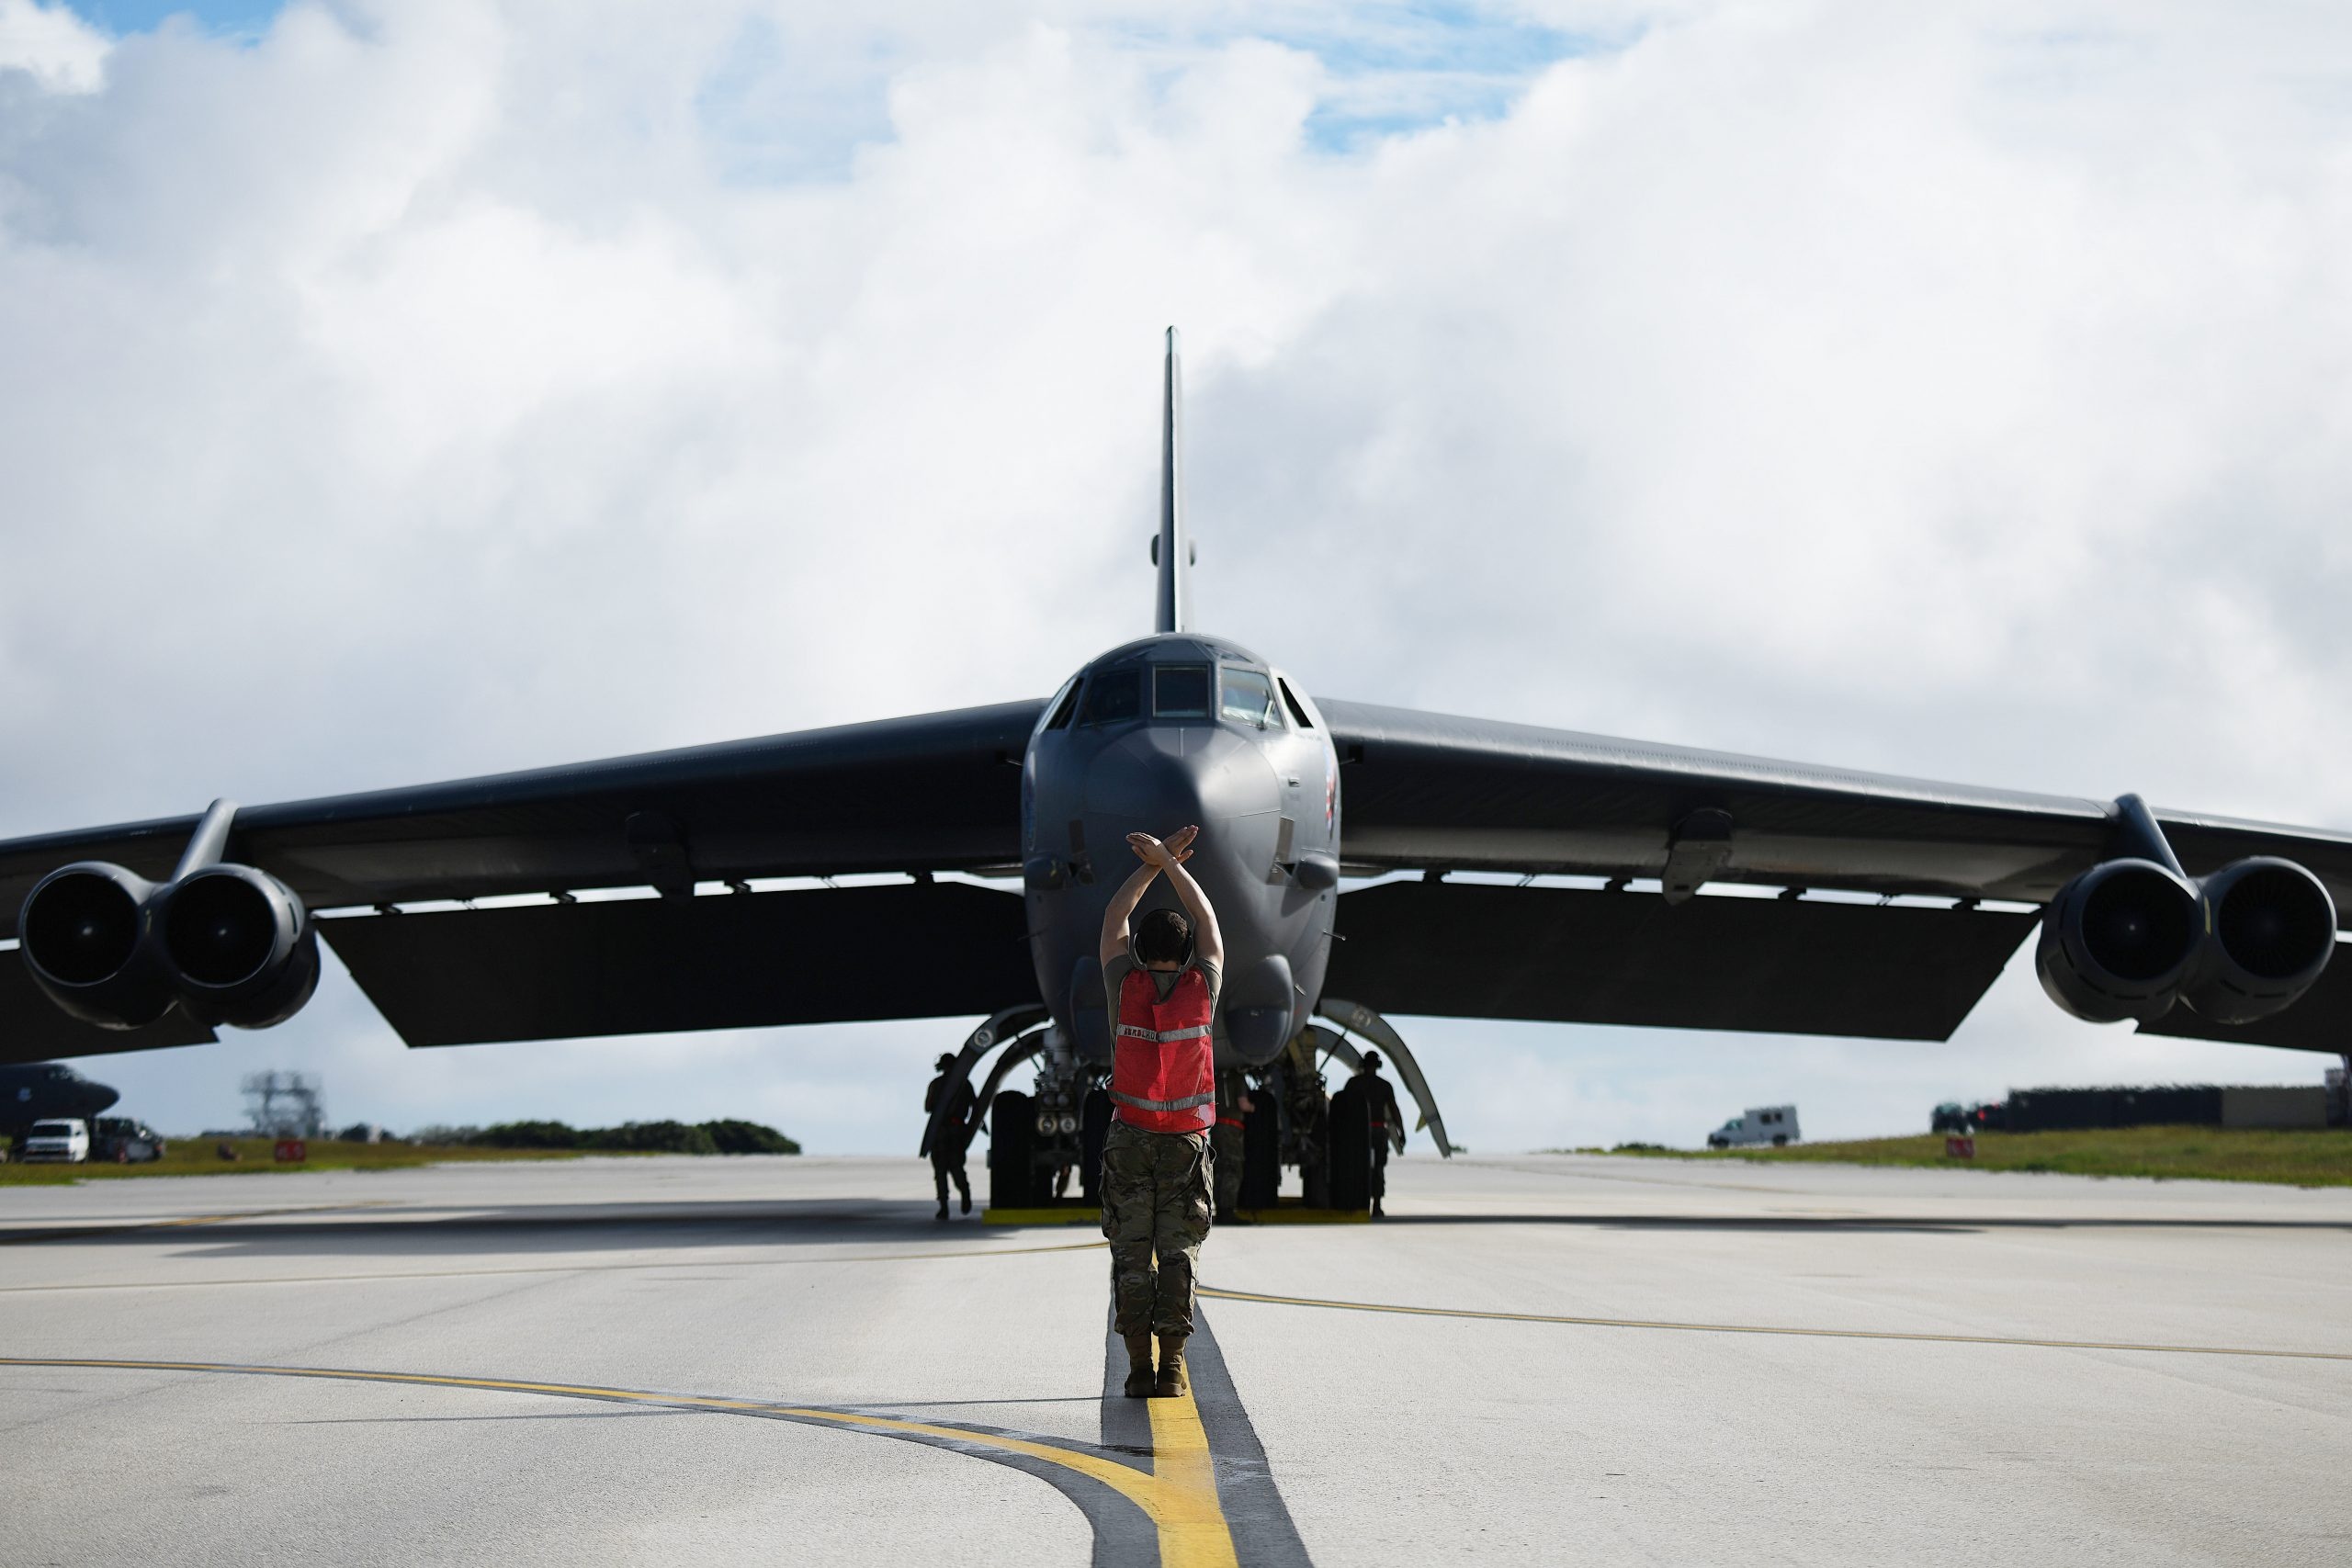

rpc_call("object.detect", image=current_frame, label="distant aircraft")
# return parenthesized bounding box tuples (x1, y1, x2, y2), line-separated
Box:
(4, 331, 2347, 1201)
(1, 1062, 119, 1143)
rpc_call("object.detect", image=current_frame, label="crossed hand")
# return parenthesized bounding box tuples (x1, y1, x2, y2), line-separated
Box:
(1127, 824, 1200, 868)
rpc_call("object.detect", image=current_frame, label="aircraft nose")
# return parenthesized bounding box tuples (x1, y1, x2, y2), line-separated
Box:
(1083, 726, 1279, 854)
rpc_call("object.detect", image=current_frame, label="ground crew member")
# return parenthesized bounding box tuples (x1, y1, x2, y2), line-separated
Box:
(1099, 822, 1223, 1399)
(1356, 1050, 1404, 1219)
(924, 1054, 975, 1221)
(1213, 1068, 1253, 1223)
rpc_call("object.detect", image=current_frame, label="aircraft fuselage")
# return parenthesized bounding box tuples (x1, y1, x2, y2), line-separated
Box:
(1022, 634, 1340, 1067)
(1, 1062, 119, 1140)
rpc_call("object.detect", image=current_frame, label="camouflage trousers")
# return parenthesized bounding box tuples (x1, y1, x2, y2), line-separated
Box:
(1100, 1119, 1214, 1337)
(1212, 1121, 1246, 1215)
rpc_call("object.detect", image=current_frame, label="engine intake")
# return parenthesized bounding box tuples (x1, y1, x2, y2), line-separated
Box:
(2036, 858, 2201, 1023)
(156, 865, 319, 1029)
(18, 863, 175, 1028)
(17, 855, 319, 1032)
(2180, 857, 2336, 1024)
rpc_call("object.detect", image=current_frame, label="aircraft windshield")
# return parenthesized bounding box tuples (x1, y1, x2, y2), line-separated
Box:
(1080, 668, 1141, 725)
(1221, 669, 1276, 727)
(1153, 666, 1211, 718)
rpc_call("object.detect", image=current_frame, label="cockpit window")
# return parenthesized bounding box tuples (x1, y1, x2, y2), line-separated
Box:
(1220, 669, 1277, 728)
(1080, 668, 1141, 725)
(1276, 677, 1313, 728)
(1153, 665, 1211, 718)
(1043, 677, 1082, 730)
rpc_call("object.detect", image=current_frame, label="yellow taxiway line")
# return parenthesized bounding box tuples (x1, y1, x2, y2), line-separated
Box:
(0, 1355, 1238, 1566)
(1198, 1285, 2352, 1362)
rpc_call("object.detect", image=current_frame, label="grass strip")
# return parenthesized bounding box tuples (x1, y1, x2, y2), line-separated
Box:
(1587, 1126, 2352, 1188)
(0, 1138, 609, 1186)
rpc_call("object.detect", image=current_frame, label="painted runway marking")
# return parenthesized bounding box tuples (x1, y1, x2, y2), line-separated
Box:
(0, 1352, 1238, 1566)
(0, 1239, 1110, 1293)
(1199, 1285, 2352, 1363)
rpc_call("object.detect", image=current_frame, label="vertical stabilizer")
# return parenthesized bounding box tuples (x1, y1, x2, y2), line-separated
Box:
(1155, 327, 1188, 634)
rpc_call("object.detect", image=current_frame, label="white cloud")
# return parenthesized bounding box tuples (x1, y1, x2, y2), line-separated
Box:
(6, 2, 2351, 1149)
(0, 0, 105, 94)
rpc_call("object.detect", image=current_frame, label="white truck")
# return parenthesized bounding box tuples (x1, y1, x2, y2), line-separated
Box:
(1706, 1105, 1800, 1149)
(21, 1118, 91, 1163)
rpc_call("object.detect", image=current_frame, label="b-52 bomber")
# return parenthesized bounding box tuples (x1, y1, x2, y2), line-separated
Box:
(5, 331, 2348, 1204)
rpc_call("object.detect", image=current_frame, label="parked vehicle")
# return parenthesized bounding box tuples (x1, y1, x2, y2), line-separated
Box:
(22, 1118, 90, 1163)
(1706, 1105, 1800, 1149)
(1967, 1100, 2008, 1132)
(91, 1118, 165, 1163)
(1930, 1101, 1970, 1134)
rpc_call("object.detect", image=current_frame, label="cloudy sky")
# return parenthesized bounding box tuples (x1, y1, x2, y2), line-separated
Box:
(4, 0, 2349, 1153)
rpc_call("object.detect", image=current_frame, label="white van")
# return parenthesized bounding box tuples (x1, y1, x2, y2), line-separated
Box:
(1706, 1105, 1800, 1149)
(22, 1118, 90, 1163)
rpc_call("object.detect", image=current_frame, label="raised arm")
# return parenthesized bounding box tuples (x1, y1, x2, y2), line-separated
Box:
(1102, 824, 1211, 968)
(1100, 858, 1162, 968)
(1157, 844, 1222, 970)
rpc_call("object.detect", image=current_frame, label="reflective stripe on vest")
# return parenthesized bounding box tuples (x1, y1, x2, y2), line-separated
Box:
(1110, 1089, 1217, 1113)
(1111, 965, 1216, 1134)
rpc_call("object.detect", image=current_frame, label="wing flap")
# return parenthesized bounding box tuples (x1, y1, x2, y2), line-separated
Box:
(320, 881, 1035, 1047)
(1324, 881, 2035, 1041)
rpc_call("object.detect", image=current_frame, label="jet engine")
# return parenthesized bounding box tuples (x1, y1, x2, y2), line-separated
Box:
(18, 863, 175, 1028)
(156, 864, 320, 1029)
(2035, 857, 2201, 1023)
(2178, 857, 2336, 1024)
(18, 856, 318, 1031)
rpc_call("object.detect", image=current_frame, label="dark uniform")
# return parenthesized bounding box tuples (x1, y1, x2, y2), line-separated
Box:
(924, 1062, 975, 1220)
(1101, 953, 1222, 1362)
(1357, 1056, 1404, 1217)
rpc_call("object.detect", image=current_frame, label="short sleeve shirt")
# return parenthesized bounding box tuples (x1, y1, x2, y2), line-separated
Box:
(1104, 953, 1224, 1032)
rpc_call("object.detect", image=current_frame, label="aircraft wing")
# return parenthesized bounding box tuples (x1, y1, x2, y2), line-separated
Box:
(0, 701, 1045, 1059)
(1318, 699, 2352, 1049)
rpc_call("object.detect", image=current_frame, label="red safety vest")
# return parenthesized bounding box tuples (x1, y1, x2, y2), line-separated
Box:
(1112, 966, 1216, 1134)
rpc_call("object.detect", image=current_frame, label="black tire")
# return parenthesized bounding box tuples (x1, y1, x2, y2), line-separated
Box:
(1327, 1080, 1373, 1212)
(1239, 1095, 1282, 1209)
(989, 1090, 1037, 1210)
(1079, 1088, 1112, 1203)
(1772, 1134, 1789, 1147)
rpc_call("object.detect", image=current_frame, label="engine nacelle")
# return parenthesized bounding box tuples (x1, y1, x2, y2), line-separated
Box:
(2036, 857, 2202, 1023)
(18, 863, 176, 1028)
(17, 858, 320, 1032)
(2180, 857, 2336, 1024)
(155, 864, 320, 1029)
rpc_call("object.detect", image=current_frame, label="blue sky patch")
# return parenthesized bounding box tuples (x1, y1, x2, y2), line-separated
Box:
(69, 0, 284, 37)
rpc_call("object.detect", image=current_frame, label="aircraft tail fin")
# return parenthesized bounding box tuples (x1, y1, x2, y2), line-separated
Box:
(1154, 326, 1188, 634)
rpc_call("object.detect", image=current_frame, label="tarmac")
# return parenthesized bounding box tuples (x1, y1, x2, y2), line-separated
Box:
(4, 1151, 2348, 1566)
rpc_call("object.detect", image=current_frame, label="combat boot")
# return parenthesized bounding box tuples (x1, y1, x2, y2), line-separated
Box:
(1122, 1333, 1156, 1398)
(1153, 1335, 1189, 1398)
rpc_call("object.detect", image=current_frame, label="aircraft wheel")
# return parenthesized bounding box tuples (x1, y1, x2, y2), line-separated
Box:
(989, 1090, 1037, 1209)
(1239, 1098, 1281, 1209)
(1772, 1134, 1789, 1147)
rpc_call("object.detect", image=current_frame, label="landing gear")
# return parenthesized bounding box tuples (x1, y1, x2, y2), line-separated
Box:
(935, 1015, 1107, 1212)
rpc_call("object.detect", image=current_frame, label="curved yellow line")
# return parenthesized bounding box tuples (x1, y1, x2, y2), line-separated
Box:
(0, 1355, 1236, 1566)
